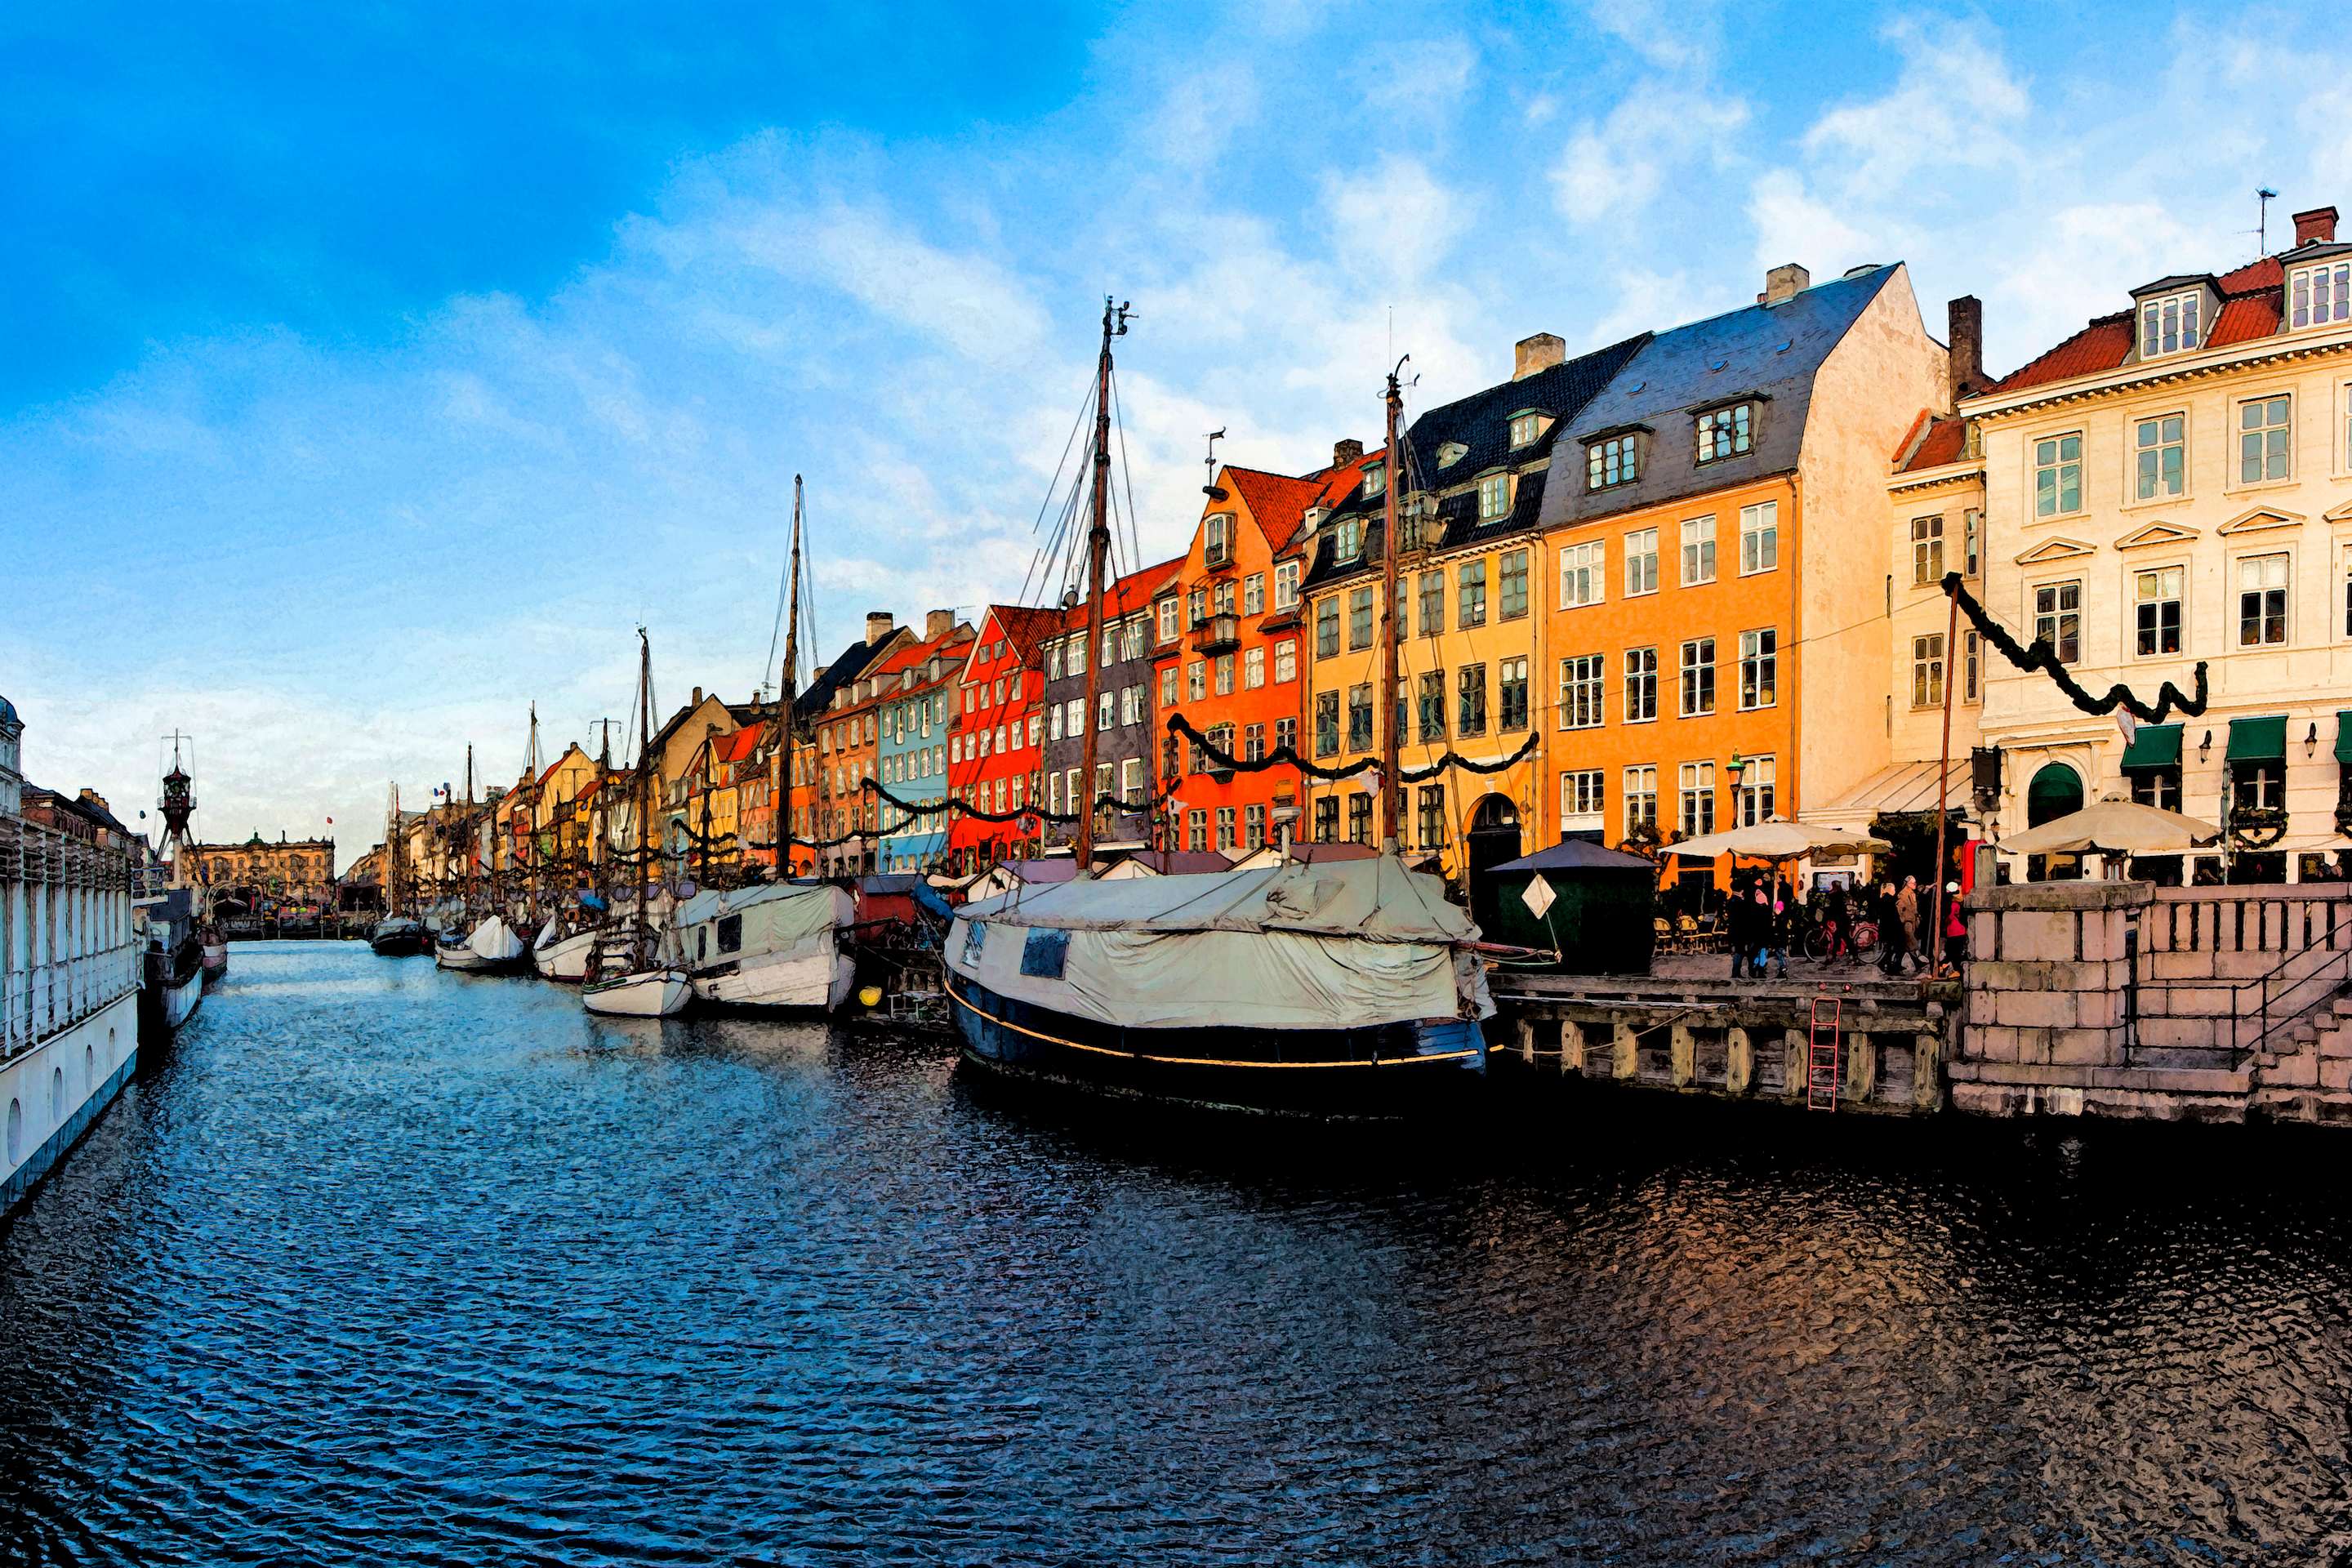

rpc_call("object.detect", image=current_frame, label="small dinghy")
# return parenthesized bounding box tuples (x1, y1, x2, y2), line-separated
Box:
(581, 964, 691, 1017)
(434, 914, 528, 973)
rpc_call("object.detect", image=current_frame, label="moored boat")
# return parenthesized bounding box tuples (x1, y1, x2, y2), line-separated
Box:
(671, 881, 854, 1012)
(581, 964, 691, 1017)
(369, 915, 429, 956)
(200, 924, 229, 987)
(434, 914, 528, 973)
(138, 887, 206, 1040)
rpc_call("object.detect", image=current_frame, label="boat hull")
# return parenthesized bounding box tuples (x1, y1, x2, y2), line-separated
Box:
(581, 969, 692, 1017)
(946, 972, 1486, 1118)
(434, 946, 527, 973)
(201, 941, 228, 987)
(139, 964, 203, 1042)
(532, 927, 600, 982)
(687, 944, 854, 1013)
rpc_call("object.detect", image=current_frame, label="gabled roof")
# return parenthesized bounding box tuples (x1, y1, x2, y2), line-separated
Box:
(1540, 264, 1901, 531)
(974, 604, 1065, 669)
(1895, 414, 1971, 474)
(1104, 554, 1184, 613)
(1222, 466, 1329, 555)
(717, 727, 764, 765)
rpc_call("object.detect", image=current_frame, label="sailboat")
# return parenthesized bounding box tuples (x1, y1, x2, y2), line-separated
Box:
(668, 476, 856, 1013)
(582, 630, 692, 1018)
(436, 745, 528, 973)
(944, 314, 1493, 1115)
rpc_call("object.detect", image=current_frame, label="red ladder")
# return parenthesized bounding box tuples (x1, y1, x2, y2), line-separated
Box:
(1807, 989, 1844, 1111)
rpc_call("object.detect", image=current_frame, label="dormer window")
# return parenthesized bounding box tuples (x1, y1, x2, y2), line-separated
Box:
(1334, 518, 1365, 561)
(1361, 461, 1385, 499)
(1204, 512, 1236, 568)
(2138, 289, 2204, 358)
(1477, 472, 1511, 520)
(1508, 412, 1542, 448)
(2289, 259, 2351, 329)
(1587, 433, 1640, 490)
(1695, 403, 1753, 463)
(1437, 441, 1468, 468)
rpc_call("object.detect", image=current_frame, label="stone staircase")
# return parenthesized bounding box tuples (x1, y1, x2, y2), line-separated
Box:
(2248, 981, 2352, 1121)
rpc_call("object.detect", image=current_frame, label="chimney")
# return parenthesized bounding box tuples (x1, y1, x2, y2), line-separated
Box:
(1513, 332, 1566, 381)
(692, 686, 703, 708)
(2294, 206, 2339, 247)
(1947, 295, 1985, 400)
(1332, 437, 1365, 467)
(865, 611, 895, 645)
(926, 608, 954, 641)
(1758, 263, 1811, 305)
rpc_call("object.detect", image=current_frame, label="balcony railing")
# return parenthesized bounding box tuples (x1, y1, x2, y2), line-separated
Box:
(1203, 537, 1234, 570)
(2, 947, 141, 1062)
(1192, 613, 1241, 653)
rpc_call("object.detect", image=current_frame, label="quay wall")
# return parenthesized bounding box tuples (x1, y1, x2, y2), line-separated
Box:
(1492, 974, 1953, 1115)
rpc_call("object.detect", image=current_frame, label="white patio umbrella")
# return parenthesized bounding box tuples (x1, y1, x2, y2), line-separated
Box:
(1998, 798, 2220, 858)
(1661, 816, 1891, 862)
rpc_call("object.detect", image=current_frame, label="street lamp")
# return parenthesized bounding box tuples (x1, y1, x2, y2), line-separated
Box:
(1725, 752, 1748, 823)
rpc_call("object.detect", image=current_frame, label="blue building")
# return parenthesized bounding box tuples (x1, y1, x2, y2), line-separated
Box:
(874, 613, 972, 874)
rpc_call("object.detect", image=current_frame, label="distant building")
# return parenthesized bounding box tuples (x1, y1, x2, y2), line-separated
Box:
(181, 831, 338, 912)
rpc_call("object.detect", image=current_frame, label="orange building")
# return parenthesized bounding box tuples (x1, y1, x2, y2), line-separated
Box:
(1153, 452, 1370, 856)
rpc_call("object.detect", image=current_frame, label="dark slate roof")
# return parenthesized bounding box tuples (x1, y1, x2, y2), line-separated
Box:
(1303, 332, 1649, 590)
(795, 635, 892, 723)
(1492, 840, 1655, 873)
(1540, 264, 1901, 532)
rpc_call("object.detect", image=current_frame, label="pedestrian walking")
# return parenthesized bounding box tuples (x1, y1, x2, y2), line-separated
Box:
(1897, 875, 1922, 974)
(1875, 878, 1909, 974)
(1726, 880, 1757, 981)
(1942, 882, 1967, 972)
(1766, 883, 1793, 978)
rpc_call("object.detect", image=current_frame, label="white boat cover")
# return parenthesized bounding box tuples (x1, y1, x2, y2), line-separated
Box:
(466, 915, 526, 960)
(950, 857, 1491, 1031)
(670, 882, 851, 967)
(534, 915, 561, 951)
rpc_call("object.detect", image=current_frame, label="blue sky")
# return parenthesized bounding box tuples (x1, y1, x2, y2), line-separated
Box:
(7, 1, 2350, 866)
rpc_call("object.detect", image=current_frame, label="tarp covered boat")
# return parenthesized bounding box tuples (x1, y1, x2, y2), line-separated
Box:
(670, 882, 853, 1012)
(434, 914, 528, 973)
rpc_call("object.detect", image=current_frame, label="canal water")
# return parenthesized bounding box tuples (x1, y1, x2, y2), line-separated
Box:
(6, 943, 2352, 1566)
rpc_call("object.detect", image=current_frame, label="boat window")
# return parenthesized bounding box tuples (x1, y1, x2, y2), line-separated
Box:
(1020, 928, 1070, 979)
(962, 922, 987, 964)
(717, 914, 742, 954)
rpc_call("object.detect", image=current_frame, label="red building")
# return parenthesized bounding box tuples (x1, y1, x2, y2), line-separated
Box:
(947, 604, 1062, 871)
(1152, 450, 1372, 855)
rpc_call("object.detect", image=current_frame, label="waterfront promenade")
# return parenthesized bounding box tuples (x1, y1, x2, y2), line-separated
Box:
(7, 942, 2352, 1564)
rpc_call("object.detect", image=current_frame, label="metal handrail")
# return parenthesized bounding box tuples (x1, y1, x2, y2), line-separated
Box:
(2237, 906, 2352, 1063)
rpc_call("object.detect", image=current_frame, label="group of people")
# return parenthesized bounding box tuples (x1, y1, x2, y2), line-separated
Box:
(1721, 871, 1965, 981)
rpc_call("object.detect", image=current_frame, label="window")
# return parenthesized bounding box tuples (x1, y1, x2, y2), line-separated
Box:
(1457, 560, 1487, 628)
(1214, 807, 1236, 853)
(1214, 653, 1234, 697)
(1120, 758, 1143, 805)
(1206, 512, 1234, 564)
(1158, 597, 1179, 644)
(1334, 519, 1365, 561)
(1264, 639, 1292, 685)
(2134, 567, 2183, 656)
(1697, 403, 1752, 462)
(1624, 647, 1658, 723)
(1347, 684, 1373, 749)
(2034, 580, 2082, 664)
(1047, 771, 1062, 813)
(1962, 630, 1981, 703)
(1361, 461, 1385, 499)
(1315, 692, 1341, 756)
(2034, 433, 2082, 516)
(2345, 543, 2352, 638)
(2240, 396, 2292, 483)
(1242, 573, 1264, 616)
(1187, 808, 1208, 853)
(1160, 667, 1178, 708)
(2238, 552, 2288, 646)
(1962, 508, 1981, 578)
(1499, 550, 1529, 619)
(1275, 716, 1296, 755)
(1499, 657, 1529, 731)
(1242, 722, 1266, 764)
(1588, 434, 1639, 489)
(1212, 581, 1236, 618)
(1120, 686, 1140, 726)
(1475, 472, 1512, 522)
(1186, 588, 1208, 629)
(1419, 571, 1444, 636)
(1066, 697, 1085, 735)
(1510, 412, 1541, 448)
(1416, 786, 1447, 849)
(1911, 634, 1944, 709)
(1274, 561, 1301, 610)
(1316, 599, 1339, 659)
(2290, 261, 2350, 329)
(1678, 638, 1715, 716)
(2234, 759, 2286, 811)
(1457, 665, 1487, 737)
(1560, 655, 1603, 729)
(1244, 647, 1265, 689)
(2137, 289, 2203, 358)
(1122, 621, 1145, 661)
(1735, 755, 1776, 826)
(1347, 794, 1372, 845)
(1419, 670, 1448, 742)
(1559, 541, 1604, 608)
(1623, 765, 1657, 839)
(1910, 514, 1944, 586)
(1560, 770, 1604, 834)
(1677, 761, 1715, 838)
(2135, 413, 2185, 500)
(1045, 641, 1064, 680)
(1680, 515, 1716, 586)
(1738, 501, 1777, 576)
(2131, 764, 2181, 813)
(1244, 802, 1266, 845)
(1624, 529, 1659, 596)
(1737, 629, 1775, 710)
(1313, 795, 1338, 842)
(1348, 587, 1374, 650)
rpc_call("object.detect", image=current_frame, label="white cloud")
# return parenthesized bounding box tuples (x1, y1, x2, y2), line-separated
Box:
(1579, 0, 1720, 72)
(1745, 170, 1876, 277)
(1552, 87, 1750, 226)
(1801, 20, 2029, 196)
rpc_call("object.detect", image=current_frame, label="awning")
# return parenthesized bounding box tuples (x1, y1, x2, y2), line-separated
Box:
(2336, 712, 2352, 765)
(1808, 757, 1971, 827)
(2119, 723, 2182, 770)
(2225, 715, 2287, 763)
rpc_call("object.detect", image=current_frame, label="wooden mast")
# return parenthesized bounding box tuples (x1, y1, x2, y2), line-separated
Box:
(524, 702, 542, 924)
(1074, 296, 1129, 875)
(1379, 360, 1406, 853)
(771, 475, 804, 881)
(635, 630, 653, 965)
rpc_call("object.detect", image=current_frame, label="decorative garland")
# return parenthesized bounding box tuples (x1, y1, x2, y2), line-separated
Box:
(1164, 713, 1539, 783)
(1942, 572, 2207, 724)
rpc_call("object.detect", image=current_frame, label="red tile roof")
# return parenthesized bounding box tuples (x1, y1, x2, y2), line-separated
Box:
(1988, 313, 2136, 394)
(2208, 292, 2280, 347)
(1988, 252, 2292, 394)
(1897, 415, 1969, 473)
(717, 727, 763, 764)
(1222, 466, 1330, 555)
(985, 604, 1067, 663)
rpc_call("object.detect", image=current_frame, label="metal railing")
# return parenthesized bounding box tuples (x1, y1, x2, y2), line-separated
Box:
(2237, 906, 2352, 1063)
(2128, 893, 2352, 1066)
(1, 946, 141, 1062)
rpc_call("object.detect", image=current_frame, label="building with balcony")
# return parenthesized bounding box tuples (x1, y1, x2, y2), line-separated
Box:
(1040, 556, 1180, 854)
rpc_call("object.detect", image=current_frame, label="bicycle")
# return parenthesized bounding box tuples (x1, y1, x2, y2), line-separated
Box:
(1799, 913, 1878, 961)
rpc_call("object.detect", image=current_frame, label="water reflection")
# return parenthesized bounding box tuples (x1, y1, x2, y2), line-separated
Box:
(3, 943, 2352, 1565)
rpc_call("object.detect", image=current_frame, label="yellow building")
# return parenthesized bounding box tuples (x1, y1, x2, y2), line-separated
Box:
(1299, 330, 1647, 881)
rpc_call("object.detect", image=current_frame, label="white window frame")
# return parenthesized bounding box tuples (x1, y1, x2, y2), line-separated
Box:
(2235, 550, 2291, 648)
(1624, 647, 1659, 724)
(1622, 764, 1657, 840)
(2032, 578, 2082, 665)
(1677, 760, 1716, 839)
(1273, 560, 1301, 610)
(1243, 573, 1264, 615)
(1735, 754, 1775, 826)
(1244, 646, 1265, 689)
(2132, 564, 2185, 659)
(2289, 259, 2351, 331)
(2137, 289, 2205, 359)
(1624, 529, 1659, 597)
(2237, 393, 2294, 487)
(1274, 639, 1296, 684)
(2132, 411, 2187, 502)
(1560, 769, 1604, 835)
(1680, 514, 1716, 586)
(1909, 514, 1944, 586)
(1910, 633, 1944, 710)
(1559, 541, 1605, 608)
(1678, 637, 1715, 718)
(1560, 654, 1605, 730)
(1157, 597, 1179, 644)
(1736, 628, 1775, 710)
(2034, 431, 2084, 518)
(1477, 472, 1511, 520)
(1738, 501, 1777, 577)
